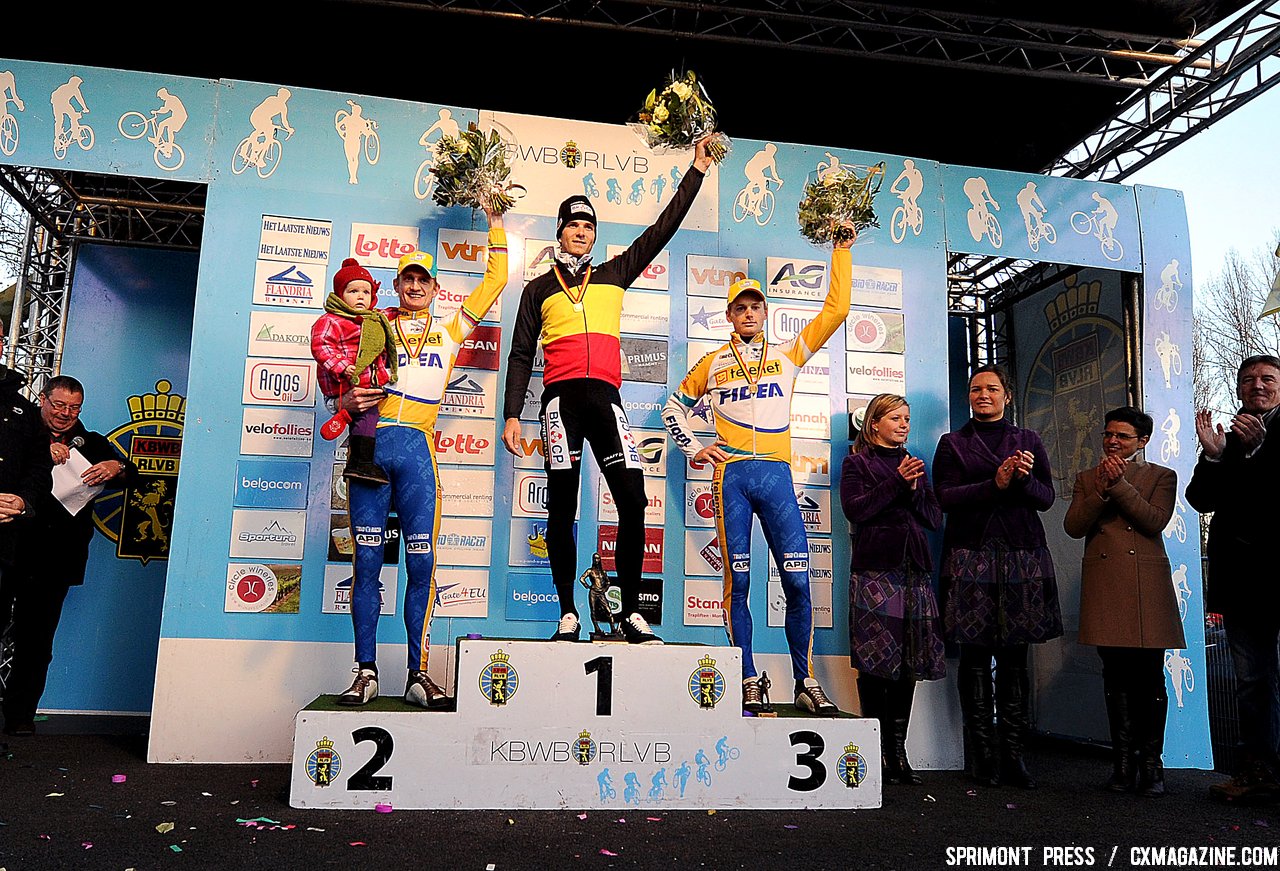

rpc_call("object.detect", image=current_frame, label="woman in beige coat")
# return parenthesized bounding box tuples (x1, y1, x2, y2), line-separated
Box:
(1064, 406, 1185, 798)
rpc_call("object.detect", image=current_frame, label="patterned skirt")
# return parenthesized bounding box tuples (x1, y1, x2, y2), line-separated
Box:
(941, 543, 1063, 647)
(848, 565, 946, 681)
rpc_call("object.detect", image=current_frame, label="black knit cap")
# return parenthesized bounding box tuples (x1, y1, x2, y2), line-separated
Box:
(556, 195, 597, 238)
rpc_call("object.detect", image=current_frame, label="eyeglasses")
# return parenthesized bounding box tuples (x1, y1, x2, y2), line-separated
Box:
(1101, 431, 1138, 441)
(44, 399, 82, 414)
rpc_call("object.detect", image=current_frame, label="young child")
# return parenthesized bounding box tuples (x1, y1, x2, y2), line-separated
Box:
(311, 258, 397, 484)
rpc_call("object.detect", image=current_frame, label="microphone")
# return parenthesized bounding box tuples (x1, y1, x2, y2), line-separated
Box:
(70, 436, 84, 449)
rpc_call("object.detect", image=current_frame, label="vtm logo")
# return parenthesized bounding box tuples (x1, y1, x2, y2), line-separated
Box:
(690, 267, 747, 287)
(442, 240, 487, 262)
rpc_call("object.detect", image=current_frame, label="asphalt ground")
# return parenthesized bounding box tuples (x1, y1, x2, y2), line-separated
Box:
(2, 716, 1278, 871)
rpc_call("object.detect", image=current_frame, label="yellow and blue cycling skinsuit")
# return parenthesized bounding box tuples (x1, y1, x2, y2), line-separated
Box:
(348, 228, 507, 674)
(663, 247, 850, 681)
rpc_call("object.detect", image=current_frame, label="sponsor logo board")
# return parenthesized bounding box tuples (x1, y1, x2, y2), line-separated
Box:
(791, 393, 831, 440)
(597, 524, 664, 575)
(847, 351, 907, 395)
(509, 517, 573, 568)
(607, 245, 670, 290)
(229, 508, 306, 560)
(234, 459, 310, 509)
(441, 369, 498, 418)
(433, 417, 496, 465)
(769, 537, 834, 583)
(225, 563, 300, 613)
(511, 421, 546, 469)
(685, 528, 722, 577)
(434, 567, 489, 617)
(329, 513, 400, 565)
(505, 572, 562, 622)
(687, 254, 749, 298)
(851, 264, 904, 310)
(769, 580, 833, 628)
(248, 310, 317, 358)
(768, 301, 822, 344)
(435, 518, 493, 566)
(766, 256, 828, 302)
(437, 229, 490, 274)
(794, 486, 832, 534)
(523, 238, 558, 283)
(620, 336, 668, 384)
(240, 408, 315, 457)
(619, 291, 671, 335)
(254, 260, 323, 309)
(617, 383, 666, 430)
(242, 358, 316, 407)
(846, 309, 906, 354)
(632, 427, 668, 477)
(455, 324, 502, 370)
(350, 222, 420, 270)
(791, 438, 832, 485)
(684, 578, 725, 626)
(259, 215, 332, 267)
(796, 349, 830, 395)
(439, 467, 495, 517)
(686, 300, 732, 341)
(322, 564, 398, 615)
(597, 476, 665, 525)
(685, 481, 716, 528)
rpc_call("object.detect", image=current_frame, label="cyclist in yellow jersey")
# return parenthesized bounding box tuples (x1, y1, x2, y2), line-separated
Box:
(333, 201, 508, 708)
(663, 227, 854, 715)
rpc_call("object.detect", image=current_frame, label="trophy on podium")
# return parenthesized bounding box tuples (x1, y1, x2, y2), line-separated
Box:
(579, 552, 623, 641)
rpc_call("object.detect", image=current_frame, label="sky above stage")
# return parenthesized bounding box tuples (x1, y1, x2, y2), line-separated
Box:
(1129, 83, 1280, 287)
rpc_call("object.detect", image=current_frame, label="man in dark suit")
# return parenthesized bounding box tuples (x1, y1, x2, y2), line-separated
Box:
(1187, 354, 1280, 803)
(0, 344, 54, 736)
(1, 375, 131, 737)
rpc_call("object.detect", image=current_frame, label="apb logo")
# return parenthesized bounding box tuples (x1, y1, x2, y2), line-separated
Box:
(93, 379, 185, 564)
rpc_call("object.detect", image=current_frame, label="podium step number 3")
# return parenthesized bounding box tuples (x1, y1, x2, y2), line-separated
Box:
(291, 639, 881, 809)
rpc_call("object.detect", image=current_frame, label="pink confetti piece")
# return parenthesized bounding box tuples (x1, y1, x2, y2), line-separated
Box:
(965, 789, 977, 797)
(111, 774, 127, 784)
(1005, 803, 1017, 810)
(616, 817, 626, 823)
(250, 779, 259, 788)
(784, 825, 798, 830)
(39, 834, 51, 840)
(349, 841, 367, 847)
(600, 849, 619, 857)
(646, 817, 661, 822)
(577, 813, 588, 820)
(82, 842, 93, 849)
(374, 803, 393, 814)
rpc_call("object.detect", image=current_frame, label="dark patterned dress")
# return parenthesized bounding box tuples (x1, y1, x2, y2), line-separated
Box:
(840, 445, 946, 680)
(934, 418, 1063, 647)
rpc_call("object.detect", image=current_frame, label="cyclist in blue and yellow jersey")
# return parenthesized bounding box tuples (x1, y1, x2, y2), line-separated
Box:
(501, 137, 714, 646)
(663, 226, 856, 715)
(333, 199, 507, 709)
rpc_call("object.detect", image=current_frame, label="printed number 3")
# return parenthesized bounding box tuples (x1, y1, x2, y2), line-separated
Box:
(788, 730, 827, 791)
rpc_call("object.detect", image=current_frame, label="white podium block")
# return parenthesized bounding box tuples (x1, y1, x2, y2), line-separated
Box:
(290, 639, 881, 810)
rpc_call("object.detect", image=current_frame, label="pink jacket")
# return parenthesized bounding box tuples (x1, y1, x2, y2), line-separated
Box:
(310, 310, 391, 398)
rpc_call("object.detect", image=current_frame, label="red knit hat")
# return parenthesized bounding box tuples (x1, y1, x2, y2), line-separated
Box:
(332, 258, 378, 295)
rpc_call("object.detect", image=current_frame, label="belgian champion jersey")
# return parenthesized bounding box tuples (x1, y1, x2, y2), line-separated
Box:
(377, 228, 507, 434)
(663, 247, 851, 464)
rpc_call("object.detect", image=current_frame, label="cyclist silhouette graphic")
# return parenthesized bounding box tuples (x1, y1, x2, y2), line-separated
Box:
(963, 176, 1001, 246)
(50, 75, 93, 159)
(1016, 181, 1056, 252)
(734, 143, 783, 225)
(1156, 259, 1182, 312)
(335, 99, 379, 185)
(889, 158, 924, 243)
(0, 70, 26, 157)
(118, 87, 188, 171)
(1071, 192, 1124, 261)
(1160, 407, 1181, 462)
(413, 108, 461, 200)
(236, 87, 294, 177)
(1165, 649, 1194, 708)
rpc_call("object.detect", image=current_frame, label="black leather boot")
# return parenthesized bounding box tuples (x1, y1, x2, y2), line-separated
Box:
(997, 660, 1037, 789)
(885, 677, 922, 785)
(1137, 688, 1168, 798)
(1103, 683, 1136, 793)
(959, 656, 1000, 787)
(857, 675, 893, 782)
(343, 434, 390, 485)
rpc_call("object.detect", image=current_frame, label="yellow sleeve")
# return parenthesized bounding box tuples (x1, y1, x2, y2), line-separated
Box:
(785, 246, 851, 366)
(445, 227, 509, 343)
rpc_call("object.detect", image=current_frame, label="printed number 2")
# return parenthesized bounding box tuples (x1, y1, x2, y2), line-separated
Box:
(788, 730, 827, 791)
(584, 656, 613, 716)
(346, 726, 394, 791)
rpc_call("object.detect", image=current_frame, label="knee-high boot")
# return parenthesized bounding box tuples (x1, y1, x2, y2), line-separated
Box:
(958, 657, 1000, 787)
(885, 676, 922, 785)
(857, 674, 892, 782)
(1137, 687, 1168, 798)
(1102, 676, 1136, 792)
(996, 659, 1037, 789)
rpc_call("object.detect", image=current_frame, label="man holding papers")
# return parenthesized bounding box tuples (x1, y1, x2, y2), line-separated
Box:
(1, 375, 132, 737)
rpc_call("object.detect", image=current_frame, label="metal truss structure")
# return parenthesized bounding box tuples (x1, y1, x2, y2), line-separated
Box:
(949, 0, 1280, 374)
(0, 166, 204, 395)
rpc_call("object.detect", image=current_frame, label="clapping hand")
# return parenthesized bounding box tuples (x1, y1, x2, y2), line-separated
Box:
(897, 454, 925, 489)
(1231, 412, 1267, 453)
(1195, 409, 1226, 459)
(1095, 454, 1126, 495)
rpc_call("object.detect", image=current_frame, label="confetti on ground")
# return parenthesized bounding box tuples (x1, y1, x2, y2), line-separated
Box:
(111, 775, 126, 784)
(306, 827, 326, 832)
(250, 779, 259, 788)
(487, 865, 496, 870)
(784, 825, 798, 830)
(349, 841, 366, 847)
(600, 849, 618, 857)
(156, 823, 175, 834)
(81, 842, 92, 849)
(707, 810, 716, 816)
(507, 818, 515, 825)
(201, 792, 212, 797)
(169, 845, 182, 853)
(236, 817, 281, 826)
(38, 834, 51, 840)
(646, 817, 661, 822)
(577, 813, 588, 820)
(1005, 803, 1017, 810)
(1255, 820, 1271, 828)
(45, 793, 63, 798)
(924, 795, 936, 802)
(616, 818, 626, 824)
(374, 803, 393, 814)
(965, 789, 977, 797)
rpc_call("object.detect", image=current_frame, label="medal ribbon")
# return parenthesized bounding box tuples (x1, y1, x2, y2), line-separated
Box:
(554, 263, 592, 308)
(394, 312, 432, 363)
(729, 333, 768, 385)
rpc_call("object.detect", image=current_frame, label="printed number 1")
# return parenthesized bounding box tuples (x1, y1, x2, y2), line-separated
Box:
(584, 656, 613, 716)
(788, 730, 827, 791)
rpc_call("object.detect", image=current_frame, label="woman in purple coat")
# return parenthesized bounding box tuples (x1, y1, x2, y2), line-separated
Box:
(934, 365, 1062, 788)
(840, 393, 945, 785)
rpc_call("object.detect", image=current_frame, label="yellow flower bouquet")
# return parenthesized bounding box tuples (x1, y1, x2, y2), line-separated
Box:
(630, 70, 730, 163)
(797, 162, 886, 245)
(430, 123, 526, 213)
